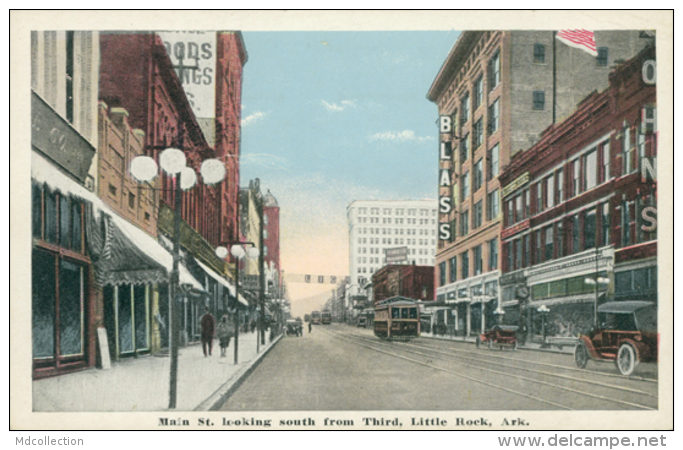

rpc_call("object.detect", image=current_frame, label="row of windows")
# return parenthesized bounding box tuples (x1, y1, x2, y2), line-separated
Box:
(32, 183, 84, 254)
(503, 196, 657, 273)
(357, 227, 437, 236)
(505, 122, 656, 229)
(356, 243, 436, 254)
(355, 216, 435, 226)
(355, 207, 436, 216)
(447, 189, 500, 242)
(438, 238, 499, 286)
(532, 42, 609, 66)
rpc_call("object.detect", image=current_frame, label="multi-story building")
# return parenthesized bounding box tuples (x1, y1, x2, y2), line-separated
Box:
(30, 31, 100, 378)
(262, 190, 282, 299)
(100, 32, 251, 348)
(427, 30, 653, 337)
(372, 265, 435, 304)
(498, 44, 657, 338)
(347, 199, 438, 294)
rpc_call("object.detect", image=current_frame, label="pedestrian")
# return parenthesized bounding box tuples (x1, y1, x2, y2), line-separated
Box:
(216, 314, 232, 357)
(200, 307, 216, 357)
(250, 319, 256, 333)
(308, 320, 312, 334)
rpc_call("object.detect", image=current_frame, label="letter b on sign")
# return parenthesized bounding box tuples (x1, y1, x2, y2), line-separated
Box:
(439, 116, 452, 134)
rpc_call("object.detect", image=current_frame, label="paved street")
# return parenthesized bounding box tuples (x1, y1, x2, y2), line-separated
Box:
(220, 324, 658, 411)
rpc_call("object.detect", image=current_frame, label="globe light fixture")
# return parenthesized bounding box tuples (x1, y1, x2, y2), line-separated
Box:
(180, 166, 197, 190)
(200, 159, 227, 185)
(215, 246, 229, 259)
(129, 155, 159, 183)
(159, 148, 186, 174)
(231, 244, 246, 259)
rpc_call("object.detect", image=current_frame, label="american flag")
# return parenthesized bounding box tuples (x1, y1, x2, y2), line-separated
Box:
(556, 29, 598, 56)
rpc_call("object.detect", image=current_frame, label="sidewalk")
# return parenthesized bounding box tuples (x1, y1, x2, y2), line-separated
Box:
(32, 331, 281, 412)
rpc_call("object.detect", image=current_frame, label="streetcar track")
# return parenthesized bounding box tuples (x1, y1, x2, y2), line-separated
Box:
(401, 340, 656, 398)
(324, 328, 656, 411)
(412, 336, 659, 384)
(322, 328, 572, 410)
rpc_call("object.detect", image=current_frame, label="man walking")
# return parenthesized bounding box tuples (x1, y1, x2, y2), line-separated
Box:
(200, 307, 216, 357)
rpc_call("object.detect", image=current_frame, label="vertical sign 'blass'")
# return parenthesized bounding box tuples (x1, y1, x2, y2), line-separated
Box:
(438, 115, 453, 241)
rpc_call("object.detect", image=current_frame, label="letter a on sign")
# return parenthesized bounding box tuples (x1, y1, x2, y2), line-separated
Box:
(440, 169, 451, 186)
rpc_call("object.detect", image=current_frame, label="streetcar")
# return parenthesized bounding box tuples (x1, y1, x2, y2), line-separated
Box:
(321, 310, 332, 325)
(311, 311, 321, 325)
(373, 296, 420, 340)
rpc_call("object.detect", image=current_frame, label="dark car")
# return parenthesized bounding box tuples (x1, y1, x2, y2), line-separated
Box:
(574, 301, 657, 376)
(476, 325, 519, 350)
(286, 319, 302, 337)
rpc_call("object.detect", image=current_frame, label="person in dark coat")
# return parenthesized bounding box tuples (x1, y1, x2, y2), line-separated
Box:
(200, 307, 216, 357)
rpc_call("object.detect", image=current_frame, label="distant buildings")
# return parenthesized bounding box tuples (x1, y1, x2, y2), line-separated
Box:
(428, 30, 654, 337)
(347, 199, 438, 293)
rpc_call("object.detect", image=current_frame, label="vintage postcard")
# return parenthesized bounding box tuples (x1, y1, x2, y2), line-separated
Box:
(10, 10, 673, 436)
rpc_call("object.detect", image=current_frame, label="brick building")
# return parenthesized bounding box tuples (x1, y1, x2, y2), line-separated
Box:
(498, 44, 657, 338)
(427, 30, 653, 337)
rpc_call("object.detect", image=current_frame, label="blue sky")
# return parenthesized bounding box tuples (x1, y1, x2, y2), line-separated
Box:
(238, 31, 459, 311)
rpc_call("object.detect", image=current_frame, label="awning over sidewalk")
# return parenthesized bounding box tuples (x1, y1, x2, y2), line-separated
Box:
(195, 259, 248, 306)
(33, 151, 203, 290)
(529, 293, 597, 307)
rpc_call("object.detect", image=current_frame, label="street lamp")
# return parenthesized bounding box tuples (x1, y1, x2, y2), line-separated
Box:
(537, 304, 550, 347)
(131, 147, 227, 409)
(215, 242, 259, 364)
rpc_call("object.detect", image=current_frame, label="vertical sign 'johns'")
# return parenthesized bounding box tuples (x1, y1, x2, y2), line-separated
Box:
(438, 115, 453, 241)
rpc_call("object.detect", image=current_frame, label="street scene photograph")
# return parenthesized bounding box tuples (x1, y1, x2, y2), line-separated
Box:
(10, 10, 672, 434)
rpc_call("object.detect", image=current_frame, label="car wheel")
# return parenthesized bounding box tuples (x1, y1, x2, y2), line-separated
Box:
(574, 342, 589, 369)
(475, 336, 481, 348)
(616, 343, 638, 376)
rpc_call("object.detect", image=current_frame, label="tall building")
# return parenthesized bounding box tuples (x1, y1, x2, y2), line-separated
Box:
(31, 31, 100, 378)
(498, 44, 657, 337)
(347, 199, 438, 294)
(427, 30, 654, 337)
(263, 190, 282, 299)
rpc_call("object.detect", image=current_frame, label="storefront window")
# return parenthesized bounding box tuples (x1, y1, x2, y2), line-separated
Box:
(32, 250, 56, 358)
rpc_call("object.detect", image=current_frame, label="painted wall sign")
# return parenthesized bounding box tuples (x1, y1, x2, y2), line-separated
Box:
(31, 91, 96, 183)
(158, 31, 217, 119)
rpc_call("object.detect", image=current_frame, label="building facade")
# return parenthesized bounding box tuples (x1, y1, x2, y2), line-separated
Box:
(498, 44, 657, 338)
(347, 199, 438, 295)
(428, 30, 654, 337)
(262, 190, 282, 300)
(31, 30, 100, 378)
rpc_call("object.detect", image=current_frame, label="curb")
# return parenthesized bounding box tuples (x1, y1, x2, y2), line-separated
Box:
(194, 334, 283, 411)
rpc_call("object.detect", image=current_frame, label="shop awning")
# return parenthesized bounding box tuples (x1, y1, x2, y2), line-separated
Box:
(33, 151, 204, 290)
(195, 259, 248, 306)
(471, 296, 497, 305)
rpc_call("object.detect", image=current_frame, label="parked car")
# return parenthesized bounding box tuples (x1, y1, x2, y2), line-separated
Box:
(357, 316, 367, 328)
(574, 301, 657, 376)
(286, 319, 302, 337)
(476, 325, 519, 350)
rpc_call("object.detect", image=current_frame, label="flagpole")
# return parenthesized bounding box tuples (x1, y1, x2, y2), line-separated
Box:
(552, 30, 557, 125)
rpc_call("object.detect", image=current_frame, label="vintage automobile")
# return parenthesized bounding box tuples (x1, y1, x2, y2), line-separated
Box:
(357, 316, 368, 328)
(574, 301, 657, 376)
(286, 319, 303, 337)
(476, 325, 519, 350)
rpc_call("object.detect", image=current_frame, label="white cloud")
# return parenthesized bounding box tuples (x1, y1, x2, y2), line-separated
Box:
(320, 99, 356, 112)
(241, 111, 268, 127)
(369, 130, 434, 143)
